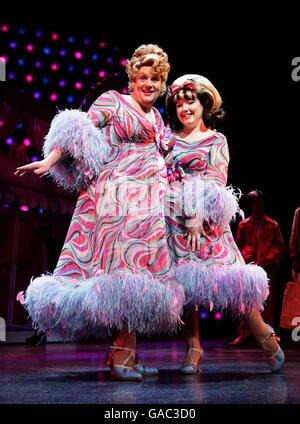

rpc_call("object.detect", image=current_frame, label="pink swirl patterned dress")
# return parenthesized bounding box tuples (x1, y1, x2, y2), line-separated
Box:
(165, 132, 270, 317)
(19, 90, 184, 338)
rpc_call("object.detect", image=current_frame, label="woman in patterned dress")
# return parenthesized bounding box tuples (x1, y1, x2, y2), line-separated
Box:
(164, 74, 285, 373)
(15, 44, 185, 381)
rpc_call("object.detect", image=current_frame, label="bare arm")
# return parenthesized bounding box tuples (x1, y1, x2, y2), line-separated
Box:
(14, 148, 66, 177)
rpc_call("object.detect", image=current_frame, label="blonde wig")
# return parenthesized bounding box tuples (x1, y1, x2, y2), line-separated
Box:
(126, 44, 170, 94)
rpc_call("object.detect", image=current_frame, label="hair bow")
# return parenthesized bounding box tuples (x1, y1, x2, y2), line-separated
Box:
(167, 80, 197, 96)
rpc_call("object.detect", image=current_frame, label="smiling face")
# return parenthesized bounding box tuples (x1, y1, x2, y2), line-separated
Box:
(175, 95, 204, 130)
(131, 66, 162, 109)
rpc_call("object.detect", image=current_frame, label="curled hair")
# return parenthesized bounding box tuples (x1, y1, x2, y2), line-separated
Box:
(166, 88, 226, 131)
(126, 44, 170, 94)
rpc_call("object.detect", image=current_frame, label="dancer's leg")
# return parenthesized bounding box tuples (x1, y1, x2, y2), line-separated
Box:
(246, 309, 280, 357)
(181, 305, 202, 363)
(111, 327, 136, 367)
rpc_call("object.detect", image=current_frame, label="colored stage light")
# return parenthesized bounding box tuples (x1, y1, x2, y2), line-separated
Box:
(35, 61, 42, 68)
(20, 206, 29, 212)
(83, 39, 90, 45)
(17, 123, 23, 129)
(91, 53, 98, 61)
(0, 56, 7, 63)
(214, 312, 222, 320)
(26, 44, 34, 52)
(74, 51, 82, 59)
(200, 312, 207, 319)
(50, 93, 58, 101)
(17, 58, 25, 65)
(74, 82, 82, 89)
(42, 77, 50, 85)
(107, 56, 113, 63)
(25, 74, 33, 82)
(67, 36, 74, 43)
(8, 73, 15, 80)
(35, 30, 42, 37)
(159, 107, 165, 114)
(99, 42, 106, 48)
(1, 24, 8, 32)
(3, 204, 10, 208)
(23, 138, 31, 147)
(9, 41, 17, 49)
(120, 59, 127, 67)
(33, 92, 41, 99)
(31, 156, 39, 161)
(38, 207, 44, 214)
(98, 70, 106, 78)
(83, 68, 90, 75)
(68, 64, 75, 72)
(59, 49, 67, 56)
(0, 120, 3, 127)
(59, 80, 66, 87)
(51, 33, 59, 40)
(51, 63, 59, 71)
(122, 87, 128, 94)
(18, 28, 25, 35)
(67, 95, 74, 103)
(43, 47, 51, 55)
(6, 137, 14, 145)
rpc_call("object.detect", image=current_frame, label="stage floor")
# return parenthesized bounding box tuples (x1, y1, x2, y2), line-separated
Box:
(0, 338, 299, 404)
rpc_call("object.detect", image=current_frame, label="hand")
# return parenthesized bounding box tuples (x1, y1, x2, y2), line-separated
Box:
(14, 158, 52, 177)
(184, 217, 212, 252)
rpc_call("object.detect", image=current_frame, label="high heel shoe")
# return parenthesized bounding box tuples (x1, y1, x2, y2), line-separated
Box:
(133, 354, 158, 376)
(180, 347, 204, 374)
(259, 325, 285, 373)
(105, 346, 142, 381)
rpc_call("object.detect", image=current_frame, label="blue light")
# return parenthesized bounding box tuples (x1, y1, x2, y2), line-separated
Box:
(67, 36, 74, 43)
(35, 30, 42, 37)
(83, 38, 90, 45)
(18, 58, 25, 66)
(68, 64, 74, 72)
(38, 207, 43, 214)
(107, 56, 113, 63)
(59, 49, 67, 56)
(159, 107, 165, 114)
(42, 77, 50, 85)
(18, 27, 25, 35)
(67, 95, 74, 103)
(17, 123, 23, 129)
(43, 47, 51, 55)
(91, 53, 98, 61)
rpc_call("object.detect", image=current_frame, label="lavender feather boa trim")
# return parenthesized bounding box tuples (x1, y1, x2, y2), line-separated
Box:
(181, 176, 241, 228)
(18, 270, 185, 340)
(43, 109, 111, 192)
(174, 260, 269, 317)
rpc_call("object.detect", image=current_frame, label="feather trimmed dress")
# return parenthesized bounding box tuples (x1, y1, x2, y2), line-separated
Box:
(18, 90, 185, 339)
(165, 132, 270, 317)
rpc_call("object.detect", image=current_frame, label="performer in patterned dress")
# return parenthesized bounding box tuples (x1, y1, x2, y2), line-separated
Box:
(15, 44, 185, 381)
(165, 74, 285, 373)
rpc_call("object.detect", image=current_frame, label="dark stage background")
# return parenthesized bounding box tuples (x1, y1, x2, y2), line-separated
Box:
(0, 9, 298, 337)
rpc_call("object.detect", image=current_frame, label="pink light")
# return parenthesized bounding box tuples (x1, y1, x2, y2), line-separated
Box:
(25, 74, 33, 82)
(98, 70, 106, 78)
(1, 24, 8, 32)
(122, 87, 128, 94)
(23, 138, 31, 147)
(99, 42, 106, 48)
(20, 206, 29, 212)
(26, 44, 34, 52)
(74, 51, 82, 59)
(0, 56, 7, 63)
(0, 120, 3, 127)
(74, 82, 82, 90)
(215, 312, 222, 320)
(51, 32, 59, 40)
(51, 63, 59, 71)
(120, 58, 127, 67)
(50, 93, 58, 101)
